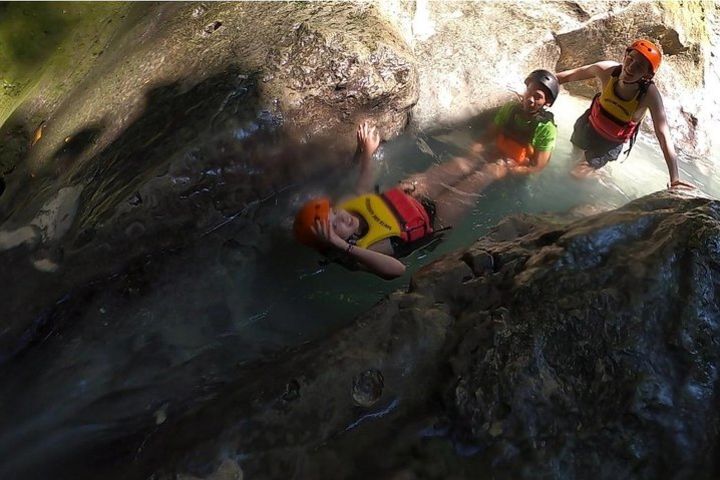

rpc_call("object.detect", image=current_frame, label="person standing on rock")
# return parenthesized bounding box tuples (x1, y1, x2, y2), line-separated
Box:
(293, 71, 560, 279)
(556, 39, 694, 189)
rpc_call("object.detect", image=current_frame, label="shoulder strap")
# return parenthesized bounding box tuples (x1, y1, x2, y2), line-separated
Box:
(390, 227, 452, 259)
(637, 78, 652, 100)
(536, 109, 555, 125)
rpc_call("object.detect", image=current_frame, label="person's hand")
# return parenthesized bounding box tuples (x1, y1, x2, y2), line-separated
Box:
(505, 159, 532, 176)
(311, 219, 347, 250)
(482, 159, 510, 179)
(357, 121, 381, 157)
(469, 142, 486, 156)
(667, 179, 695, 191)
(501, 158, 518, 170)
(501, 158, 518, 168)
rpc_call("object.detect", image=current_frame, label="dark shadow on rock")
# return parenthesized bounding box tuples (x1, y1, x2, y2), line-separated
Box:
(52, 124, 104, 169)
(0, 60, 378, 480)
(0, 66, 272, 363)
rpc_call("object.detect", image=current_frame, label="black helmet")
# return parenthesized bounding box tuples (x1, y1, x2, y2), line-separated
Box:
(525, 69, 559, 105)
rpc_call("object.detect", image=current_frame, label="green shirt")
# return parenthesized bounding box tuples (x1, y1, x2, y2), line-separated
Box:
(493, 101, 557, 152)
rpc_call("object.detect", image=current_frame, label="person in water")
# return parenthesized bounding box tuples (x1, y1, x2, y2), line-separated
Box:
(556, 39, 693, 188)
(293, 70, 559, 279)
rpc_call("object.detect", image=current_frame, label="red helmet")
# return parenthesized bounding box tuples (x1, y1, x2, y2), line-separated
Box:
(294, 197, 330, 249)
(627, 39, 662, 74)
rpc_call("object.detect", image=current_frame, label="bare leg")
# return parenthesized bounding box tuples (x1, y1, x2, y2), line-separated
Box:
(433, 161, 508, 227)
(569, 146, 601, 179)
(399, 152, 489, 199)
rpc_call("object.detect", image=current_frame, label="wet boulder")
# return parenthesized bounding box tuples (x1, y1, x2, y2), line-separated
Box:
(448, 191, 720, 478)
(260, 4, 417, 142)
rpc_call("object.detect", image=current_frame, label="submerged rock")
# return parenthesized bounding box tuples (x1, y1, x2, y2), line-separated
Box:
(115, 191, 720, 479)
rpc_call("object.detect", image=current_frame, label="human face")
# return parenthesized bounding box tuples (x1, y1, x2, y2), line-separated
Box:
(522, 82, 549, 113)
(620, 49, 652, 83)
(329, 207, 359, 240)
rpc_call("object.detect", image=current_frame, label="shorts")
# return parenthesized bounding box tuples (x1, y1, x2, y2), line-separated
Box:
(570, 108, 625, 169)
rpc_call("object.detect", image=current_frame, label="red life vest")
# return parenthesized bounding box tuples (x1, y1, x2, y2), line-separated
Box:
(381, 188, 433, 244)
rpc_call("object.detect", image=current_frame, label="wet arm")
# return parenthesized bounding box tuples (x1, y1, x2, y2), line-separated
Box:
(647, 90, 680, 183)
(353, 123, 381, 195)
(556, 61, 617, 84)
(340, 241, 406, 279)
(353, 146, 375, 195)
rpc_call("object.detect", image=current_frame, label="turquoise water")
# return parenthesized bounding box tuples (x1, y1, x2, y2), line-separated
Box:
(283, 91, 719, 300)
(0, 92, 717, 477)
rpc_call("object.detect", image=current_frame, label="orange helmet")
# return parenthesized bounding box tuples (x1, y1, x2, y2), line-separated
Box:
(294, 197, 330, 249)
(627, 39, 662, 74)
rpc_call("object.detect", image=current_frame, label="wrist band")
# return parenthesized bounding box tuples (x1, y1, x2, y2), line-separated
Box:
(345, 243, 354, 254)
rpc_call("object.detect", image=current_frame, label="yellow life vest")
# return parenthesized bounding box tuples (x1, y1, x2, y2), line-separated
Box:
(597, 74, 642, 123)
(339, 193, 402, 248)
(589, 68, 648, 142)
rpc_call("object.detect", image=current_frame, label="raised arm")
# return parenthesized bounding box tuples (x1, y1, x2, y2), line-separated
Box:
(312, 219, 406, 279)
(556, 61, 618, 84)
(353, 122, 381, 195)
(645, 85, 693, 188)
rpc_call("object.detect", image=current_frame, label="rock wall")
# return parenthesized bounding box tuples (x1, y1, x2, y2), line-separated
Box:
(0, 1, 418, 361)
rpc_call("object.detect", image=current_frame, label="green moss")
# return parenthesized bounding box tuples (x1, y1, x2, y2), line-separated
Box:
(0, 2, 132, 126)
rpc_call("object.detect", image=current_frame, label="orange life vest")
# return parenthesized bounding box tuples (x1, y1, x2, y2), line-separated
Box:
(494, 104, 553, 165)
(495, 134, 534, 166)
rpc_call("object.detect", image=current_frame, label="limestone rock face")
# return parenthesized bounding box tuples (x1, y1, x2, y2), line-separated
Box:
(0, 4, 718, 477)
(374, 1, 567, 130)
(260, 4, 417, 141)
(116, 191, 720, 479)
(449, 192, 720, 478)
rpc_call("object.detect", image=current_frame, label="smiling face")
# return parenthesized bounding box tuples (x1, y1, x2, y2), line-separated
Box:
(522, 81, 549, 114)
(330, 207, 360, 240)
(620, 49, 653, 83)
